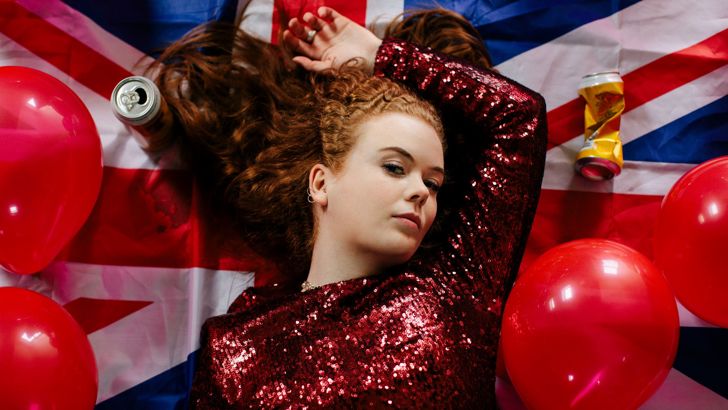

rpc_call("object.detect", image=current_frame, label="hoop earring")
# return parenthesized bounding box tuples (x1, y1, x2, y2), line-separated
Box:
(307, 190, 315, 204)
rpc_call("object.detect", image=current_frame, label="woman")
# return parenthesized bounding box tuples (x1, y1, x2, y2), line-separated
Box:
(145, 6, 546, 408)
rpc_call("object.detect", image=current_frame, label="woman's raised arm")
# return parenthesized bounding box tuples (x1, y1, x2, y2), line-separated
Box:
(374, 37, 547, 300)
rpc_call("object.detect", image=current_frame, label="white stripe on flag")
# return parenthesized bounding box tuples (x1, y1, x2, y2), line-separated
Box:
(240, 0, 275, 41)
(0, 262, 255, 402)
(496, 0, 728, 110)
(543, 156, 694, 195)
(365, 0, 404, 38)
(640, 368, 727, 409)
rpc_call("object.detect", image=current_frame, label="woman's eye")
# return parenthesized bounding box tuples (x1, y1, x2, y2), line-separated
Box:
(425, 180, 441, 193)
(383, 163, 405, 175)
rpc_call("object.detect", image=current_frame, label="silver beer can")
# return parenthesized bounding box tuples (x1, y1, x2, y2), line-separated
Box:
(110, 76, 161, 126)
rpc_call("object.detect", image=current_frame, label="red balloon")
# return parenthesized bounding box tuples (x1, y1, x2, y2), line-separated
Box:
(502, 239, 679, 410)
(0, 287, 98, 409)
(0, 66, 102, 274)
(654, 156, 728, 327)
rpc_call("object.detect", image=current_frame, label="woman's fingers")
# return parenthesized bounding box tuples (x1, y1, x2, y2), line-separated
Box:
(287, 16, 329, 46)
(302, 12, 334, 43)
(286, 7, 371, 73)
(282, 30, 317, 57)
(292, 56, 332, 72)
(302, 12, 325, 31)
(317, 6, 343, 21)
(317, 7, 348, 35)
(287, 17, 308, 39)
(285, 18, 322, 56)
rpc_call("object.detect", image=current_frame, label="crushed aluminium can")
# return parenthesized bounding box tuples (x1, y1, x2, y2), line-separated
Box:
(575, 71, 624, 181)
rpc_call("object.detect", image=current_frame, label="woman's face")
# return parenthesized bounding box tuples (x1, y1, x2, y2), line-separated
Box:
(317, 112, 445, 267)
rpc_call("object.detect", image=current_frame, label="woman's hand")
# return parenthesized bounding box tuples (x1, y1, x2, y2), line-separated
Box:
(283, 7, 382, 73)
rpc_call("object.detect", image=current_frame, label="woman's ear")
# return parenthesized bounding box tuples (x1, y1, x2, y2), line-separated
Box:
(308, 164, 330, 207)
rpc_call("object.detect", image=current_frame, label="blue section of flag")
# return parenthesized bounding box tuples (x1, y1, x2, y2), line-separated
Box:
(673, 327, 728, 398)
(61, 0, 239, 56)
(624, 95, 728, 164)
(95, 352, 198, 410)
(403, 0, 641, 65)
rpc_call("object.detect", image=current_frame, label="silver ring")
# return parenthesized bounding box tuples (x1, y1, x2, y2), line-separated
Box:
(305, 29, 317, 43)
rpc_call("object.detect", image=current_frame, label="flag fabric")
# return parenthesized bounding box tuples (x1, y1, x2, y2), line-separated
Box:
(0, 0, 726, 408)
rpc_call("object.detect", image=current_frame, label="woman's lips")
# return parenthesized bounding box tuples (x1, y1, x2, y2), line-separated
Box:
(394, 213, 421, 230)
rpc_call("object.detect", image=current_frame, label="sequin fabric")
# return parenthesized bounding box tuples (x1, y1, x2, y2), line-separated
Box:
(189, 38, 547, 409)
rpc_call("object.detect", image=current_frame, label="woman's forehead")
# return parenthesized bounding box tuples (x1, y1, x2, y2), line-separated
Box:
(353, 112, 444, 163)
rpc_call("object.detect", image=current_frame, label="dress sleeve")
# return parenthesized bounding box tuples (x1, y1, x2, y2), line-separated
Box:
(373, 38, 547, 302)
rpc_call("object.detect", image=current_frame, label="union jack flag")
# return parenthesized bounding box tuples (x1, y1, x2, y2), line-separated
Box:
(0, 0, 726, 408)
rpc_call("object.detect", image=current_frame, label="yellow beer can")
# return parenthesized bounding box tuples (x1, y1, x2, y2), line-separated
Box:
(575, 71, 624, 180)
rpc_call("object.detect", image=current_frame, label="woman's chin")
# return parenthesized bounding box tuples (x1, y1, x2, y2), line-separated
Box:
(360, 233, 422, 267)
(379, 243, 420, 266)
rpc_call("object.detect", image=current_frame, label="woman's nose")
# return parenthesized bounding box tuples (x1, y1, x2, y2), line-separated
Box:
(405, 177, 430, 204)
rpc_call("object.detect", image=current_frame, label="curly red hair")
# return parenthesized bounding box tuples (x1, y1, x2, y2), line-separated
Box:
(142, 23, 442, 280)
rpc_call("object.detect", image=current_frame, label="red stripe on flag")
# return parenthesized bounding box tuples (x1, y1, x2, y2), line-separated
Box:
(271, 0, 367, 43)
(547, 28, 728, 150)
(64, 297, 153, 334)
(58, 167, 279, 278)
(521, 189, 663, 274)
(0, 1, 131, 99)
(546, 99, 583, 150)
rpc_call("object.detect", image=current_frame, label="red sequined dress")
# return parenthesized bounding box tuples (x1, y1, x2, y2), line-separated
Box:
(189, 38, 547, 409)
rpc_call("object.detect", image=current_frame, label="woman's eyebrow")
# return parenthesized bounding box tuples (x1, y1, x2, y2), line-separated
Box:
(378, 146, 445, 176)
